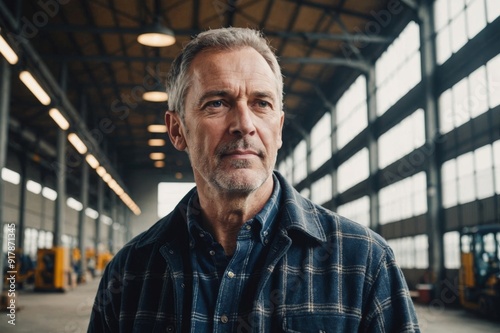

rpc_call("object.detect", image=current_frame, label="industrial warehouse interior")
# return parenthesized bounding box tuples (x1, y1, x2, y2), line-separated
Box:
(1, 0, 500, 332)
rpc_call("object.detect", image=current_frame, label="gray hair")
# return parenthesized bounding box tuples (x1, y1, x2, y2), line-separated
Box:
(166, 27, 283, 118)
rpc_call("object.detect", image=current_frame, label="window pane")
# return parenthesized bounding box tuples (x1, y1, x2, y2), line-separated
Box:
(466, 0, 486, 39)
(439, 89, 454, 133)
(444, 231, 461, 269)
(487, 0, 500, 23)
(436, 27, 452, 65)
(434, 0, 450, 31)
(337, 148, 369, 193)
(487, 54, 500, 108)
(337, 196, 370, 228)
(452, 77, 470, 127)
(468, 66, 489, 118)
(442, 159, 458, 208)
(451, 12, 467, 53)
(311, 174, 332, 205)
(494, 140, 500, 194)
(475, 144, 494, 199)
(450, 0, 465, 18)
(336, 76, 367, 149)
(457, 152, 476, 203)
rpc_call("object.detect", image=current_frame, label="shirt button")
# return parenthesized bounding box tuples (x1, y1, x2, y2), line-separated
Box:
(264, 239, 269, 244)
(209, 250, 215, 256)
(220, 314, 228, 323)
(168, 249, 174, 254)
(166, 325, 175, 332)
(245, 225, 251, 230)
(227, 271, 235, 278)
(263, 230, 268, 236)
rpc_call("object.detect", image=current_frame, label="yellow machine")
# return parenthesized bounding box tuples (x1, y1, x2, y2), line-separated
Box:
(95, 252, 113, 275)
(34, 247, 72, 292)
(459, 224, 500, 318)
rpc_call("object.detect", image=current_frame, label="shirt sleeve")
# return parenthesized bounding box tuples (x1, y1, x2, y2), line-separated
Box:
(87, 260, 121, 333)
(360, 246, 421, 333)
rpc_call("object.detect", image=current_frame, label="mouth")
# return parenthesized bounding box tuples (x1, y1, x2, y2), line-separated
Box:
(221, 149, 259, 159)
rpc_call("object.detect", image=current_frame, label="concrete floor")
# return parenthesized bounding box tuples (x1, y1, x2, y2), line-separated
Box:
(1, 279, 499, 333)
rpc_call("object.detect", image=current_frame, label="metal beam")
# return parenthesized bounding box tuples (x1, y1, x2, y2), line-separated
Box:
(284, 0, 374, 20)
(41, 54, 174, 63)
(266, 30, 393, 43)
(280, 57, 369, 72)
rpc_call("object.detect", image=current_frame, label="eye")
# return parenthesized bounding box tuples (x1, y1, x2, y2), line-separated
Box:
(208, 100, 223, 108)
(257, 100, 271, 108)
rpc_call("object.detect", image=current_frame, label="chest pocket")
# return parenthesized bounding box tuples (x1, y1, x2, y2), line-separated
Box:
(282, 314, 359, 333)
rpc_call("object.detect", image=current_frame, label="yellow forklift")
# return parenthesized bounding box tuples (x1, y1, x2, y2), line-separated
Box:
(459, 224, 500, 318)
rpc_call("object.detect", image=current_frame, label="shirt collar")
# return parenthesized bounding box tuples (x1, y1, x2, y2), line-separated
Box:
(186, 174, 282, 245)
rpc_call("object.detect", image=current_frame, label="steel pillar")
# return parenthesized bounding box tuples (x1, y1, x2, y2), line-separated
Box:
(95, 178, 103, 256)
(0, 58, 12, 293)
(17, 152, 27, 249)
(419, 0, 445, 290)
(366, 67, 380, 233)
(77, 157, 89, 281)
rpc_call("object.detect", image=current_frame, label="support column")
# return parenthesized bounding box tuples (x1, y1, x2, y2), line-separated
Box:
(125, 207, 131, 242)
(109, 194, 116, 254)
(419, 0, 445, 290)
(53, 65, 68, 247)
(17, 152, 27, 249)
(95, 178, 103, 256)
(0, 58, 12, 293)
(77, 155, 89, 282)
(53, 129, 66, 247)
(366, 68, 380, 233)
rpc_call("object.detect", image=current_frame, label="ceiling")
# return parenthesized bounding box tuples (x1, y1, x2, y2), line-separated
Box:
(0, 0, 414, 187)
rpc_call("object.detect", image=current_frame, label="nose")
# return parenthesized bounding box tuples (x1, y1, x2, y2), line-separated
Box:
(229, 102, 256, 137)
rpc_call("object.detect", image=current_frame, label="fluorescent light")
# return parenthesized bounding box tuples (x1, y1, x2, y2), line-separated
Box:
(42, 187, 57, 200)
(96, 166, 106, 177)
(150, 152, 165, 160)
(147, 125, 167, 133)
(49, 108, 69, 130)
(101, 215, 112, 225)
(102, 173, 112, 183)
(26, 180, 42, 194)
(85, 207, 99, 219)
(67, 197, 83, 211)
(85, 154, 99, 169)
(143, 91, 168, 102)
(68, 133, 88, 154)
(0, 35, 18, 65)
(137, 23, 176, 47)
(154, 160, 165, 168)
(113, 185, 124, 196)
(1, 168, 20, 184)
(148, 139, 165, 146)
(19, 71, 51, 105)
(108, 179, 118, 189)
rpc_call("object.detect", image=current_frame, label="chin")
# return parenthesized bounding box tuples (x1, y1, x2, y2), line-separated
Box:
(213, 169, 270, 193)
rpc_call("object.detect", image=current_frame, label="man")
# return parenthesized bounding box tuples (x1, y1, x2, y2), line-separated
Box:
(88, 27, 420, 333)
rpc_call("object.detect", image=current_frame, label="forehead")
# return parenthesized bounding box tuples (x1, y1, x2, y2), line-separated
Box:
(187, 47, 278, 94)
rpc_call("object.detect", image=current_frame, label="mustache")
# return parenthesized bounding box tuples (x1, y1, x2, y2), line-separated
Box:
(215, 139, 265, 158)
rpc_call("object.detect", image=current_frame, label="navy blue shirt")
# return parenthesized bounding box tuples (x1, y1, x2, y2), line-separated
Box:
(88, 171, 420, 333)
(186, 175, 281, 331)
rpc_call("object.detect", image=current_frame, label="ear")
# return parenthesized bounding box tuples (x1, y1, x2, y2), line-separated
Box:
(165, 111, 187, 151)
(277, 110, 284, 149)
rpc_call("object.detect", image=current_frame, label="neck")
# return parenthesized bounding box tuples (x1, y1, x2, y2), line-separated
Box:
(196, 176, 274, 256)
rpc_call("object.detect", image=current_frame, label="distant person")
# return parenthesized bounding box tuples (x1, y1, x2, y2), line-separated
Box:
(88, 27, 420, 333)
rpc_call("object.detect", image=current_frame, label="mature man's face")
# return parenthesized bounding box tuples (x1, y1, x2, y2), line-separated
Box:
(168, 47, 284, 194)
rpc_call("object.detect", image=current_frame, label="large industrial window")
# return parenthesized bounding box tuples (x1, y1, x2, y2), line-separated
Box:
(378, 109, 425, 169)
(438, 59, 498, 134)
(379, 172, 427, 225)
(336, 75, 367, 149)
(157, 182, 196, 218)
(444, 231, 461, 269)
(337, 196, 370, 228)
(441, 141, 498, 208)
(388, 234, 429, 269)
(375, 21, 421, 116)
(337, 148, 369, 194)
(310, 112, 332, 171)
(1, 167, 20, 185)
(434, 0, 500, 65)
(278, 155, 293, 182)
(311, 174, 332, 205)
(293, 140, 308, 185)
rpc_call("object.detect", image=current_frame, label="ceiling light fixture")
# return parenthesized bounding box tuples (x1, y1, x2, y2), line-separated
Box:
(148, 139, 166, 146)
(48, 108, 70, 130)
(142, 90, 168, 102)
(85, 154, 100, 169)
(147, 124, 167, 133)
(96, 166, 106, 177)
(19, 71, 51, 105)
(150, 152, 165, 160)
(68, 133, 88, 154)
(137, 22, 176, 47)
(0, 34, 18, 65)
(154, 160, 165, 168)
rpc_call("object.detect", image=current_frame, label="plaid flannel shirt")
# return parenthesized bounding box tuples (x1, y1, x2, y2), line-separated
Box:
(88, 171, 420, 333)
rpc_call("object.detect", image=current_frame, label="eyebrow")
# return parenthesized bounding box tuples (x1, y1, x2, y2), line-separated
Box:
(195, 89, 277, 108)
(196, 90, 229, 108)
